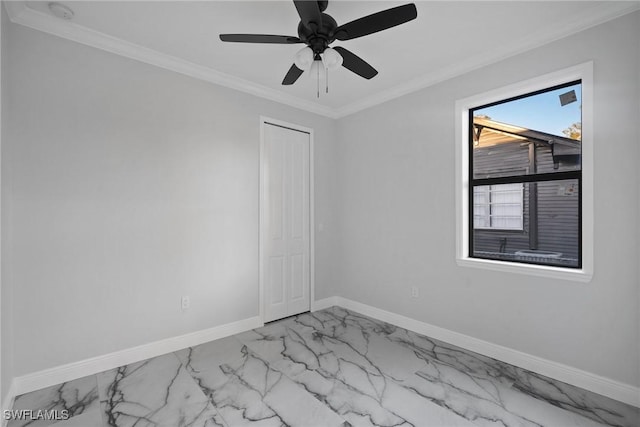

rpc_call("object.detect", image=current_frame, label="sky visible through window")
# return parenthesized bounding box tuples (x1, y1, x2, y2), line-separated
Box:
(474, 83, 582, 137)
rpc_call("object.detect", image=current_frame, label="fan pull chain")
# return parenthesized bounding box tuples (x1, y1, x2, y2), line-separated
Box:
(326, 68, 329, 94)
(316, 63, 320, 98)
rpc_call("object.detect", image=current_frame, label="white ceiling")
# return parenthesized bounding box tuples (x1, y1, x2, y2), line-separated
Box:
(7, 1, 640, 117)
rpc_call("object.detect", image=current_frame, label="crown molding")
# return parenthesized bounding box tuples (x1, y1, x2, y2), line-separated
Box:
(4, 1, 338, 119)
(5, 1, 640, 120)
(334, 0, 640, 118)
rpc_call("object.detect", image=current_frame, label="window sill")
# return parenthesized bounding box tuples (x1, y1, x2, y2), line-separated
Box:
(456, 257, 593, 282)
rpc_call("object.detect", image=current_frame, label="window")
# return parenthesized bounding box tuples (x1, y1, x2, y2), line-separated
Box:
(455, 63, 593, 281)
(470, 80, 582, 268)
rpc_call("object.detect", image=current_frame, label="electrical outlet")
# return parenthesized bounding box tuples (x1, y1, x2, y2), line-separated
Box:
(181, 296, 190, 310)
(411, 286, 419, 299)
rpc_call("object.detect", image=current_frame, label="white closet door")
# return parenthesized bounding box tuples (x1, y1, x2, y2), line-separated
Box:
(262, 123, 310, 322)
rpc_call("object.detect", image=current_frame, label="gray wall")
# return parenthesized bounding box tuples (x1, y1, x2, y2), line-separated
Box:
(2, 19, 338, 377)
(332, 11, 639, 387)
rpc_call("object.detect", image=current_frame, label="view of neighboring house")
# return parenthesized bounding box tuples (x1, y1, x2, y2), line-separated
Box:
(472, 117, 581, 267)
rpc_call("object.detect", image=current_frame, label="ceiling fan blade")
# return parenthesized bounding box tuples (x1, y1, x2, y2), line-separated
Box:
(293, 0, 322, 31)
(282, 64, 304, 85)
(335, 3, 417, 41)
(219, 34, 302, 44)
(333, 47, 378, 79)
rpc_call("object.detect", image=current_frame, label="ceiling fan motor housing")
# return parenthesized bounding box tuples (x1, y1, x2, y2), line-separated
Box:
(297, 13, 339, 54)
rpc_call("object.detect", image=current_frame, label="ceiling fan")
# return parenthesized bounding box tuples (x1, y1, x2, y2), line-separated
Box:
(219, 1, 417, 86)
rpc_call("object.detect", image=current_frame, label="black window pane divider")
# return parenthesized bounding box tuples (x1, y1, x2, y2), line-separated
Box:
(472, 171, 581, 187)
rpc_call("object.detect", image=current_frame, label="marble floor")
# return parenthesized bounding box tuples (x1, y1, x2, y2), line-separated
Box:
(7, 307, 639, 427)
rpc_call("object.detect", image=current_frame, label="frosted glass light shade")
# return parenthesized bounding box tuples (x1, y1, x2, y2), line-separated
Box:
(321, 47, 343, 70)
(309, 59, 321, 77)
(294, 47, 314, 70)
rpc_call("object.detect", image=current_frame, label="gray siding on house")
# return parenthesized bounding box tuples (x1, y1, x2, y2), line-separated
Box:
(472, 141, 580, 266)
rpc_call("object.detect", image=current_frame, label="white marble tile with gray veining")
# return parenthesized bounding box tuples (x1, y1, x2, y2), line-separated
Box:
(238, 307, 639, 427)
(501, 365, 639, 427)
(238, 310, 476, 426)
(8, 374, 100, 427)
(96, 352, 226, 427)
(178, 338, 347, 426)
(325, 308, 638, 427)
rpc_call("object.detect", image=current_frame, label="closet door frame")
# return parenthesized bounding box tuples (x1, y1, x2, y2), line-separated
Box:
(259, 116, 315, 323)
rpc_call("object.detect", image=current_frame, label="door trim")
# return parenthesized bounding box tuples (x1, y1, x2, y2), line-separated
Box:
(259, 116, 314, 323)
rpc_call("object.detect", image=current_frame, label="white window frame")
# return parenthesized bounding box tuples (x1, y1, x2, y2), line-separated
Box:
(455, 62, 593, 282)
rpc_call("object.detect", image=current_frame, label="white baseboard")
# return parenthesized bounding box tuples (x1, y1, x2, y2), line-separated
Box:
(315, 296, 640, 408)
(11, 316, 263, 397)
(312, 296, 340, 312)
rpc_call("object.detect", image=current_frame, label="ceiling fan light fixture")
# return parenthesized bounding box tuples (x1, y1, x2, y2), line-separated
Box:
(294, 47, 314, 70)
(321, 47, 343, 70)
